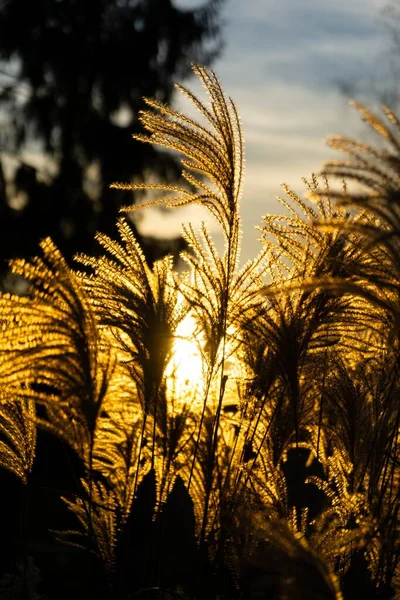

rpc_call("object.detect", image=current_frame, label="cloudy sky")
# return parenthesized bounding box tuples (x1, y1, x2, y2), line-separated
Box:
(138, 0, 397, 264)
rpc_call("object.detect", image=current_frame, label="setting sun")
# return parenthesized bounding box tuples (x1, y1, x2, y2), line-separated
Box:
(165, 312, 205, 408)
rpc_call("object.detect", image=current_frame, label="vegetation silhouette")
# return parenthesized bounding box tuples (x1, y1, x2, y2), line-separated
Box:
(0, 0, 225, 276)
(0, 65, 399, 600)
(337, 1, 400, 109)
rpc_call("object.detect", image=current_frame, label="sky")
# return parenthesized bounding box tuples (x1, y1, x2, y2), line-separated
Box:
(137, 0, 396, 264)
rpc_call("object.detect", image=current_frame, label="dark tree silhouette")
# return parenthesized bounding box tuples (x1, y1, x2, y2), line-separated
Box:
(336, 0, 400, 110)
(0, 0, 225, 273)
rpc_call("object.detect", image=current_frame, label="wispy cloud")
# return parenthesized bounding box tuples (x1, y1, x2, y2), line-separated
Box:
(141, 0, 391, 263)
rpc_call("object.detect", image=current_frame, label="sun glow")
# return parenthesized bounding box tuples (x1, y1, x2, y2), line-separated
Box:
(165, 313, 205, 408)
(165, 312, 247, 417)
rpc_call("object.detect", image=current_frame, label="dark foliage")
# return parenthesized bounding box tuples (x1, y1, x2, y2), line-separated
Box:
(0, 0, 225, 273)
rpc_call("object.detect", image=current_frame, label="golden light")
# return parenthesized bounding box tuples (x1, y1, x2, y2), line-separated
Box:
(165, 312, 205, 410)
(165, 312, 247, 421)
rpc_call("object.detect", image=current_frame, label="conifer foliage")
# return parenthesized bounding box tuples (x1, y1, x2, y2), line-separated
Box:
(0, 65, 399, 599)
